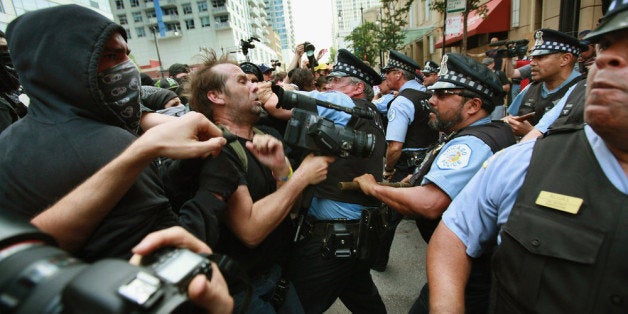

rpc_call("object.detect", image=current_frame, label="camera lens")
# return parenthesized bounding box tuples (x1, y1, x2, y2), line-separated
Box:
(352, 131, 375, 158)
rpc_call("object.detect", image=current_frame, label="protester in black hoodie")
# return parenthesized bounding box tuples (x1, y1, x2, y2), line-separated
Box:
(0, 5, 229, 263)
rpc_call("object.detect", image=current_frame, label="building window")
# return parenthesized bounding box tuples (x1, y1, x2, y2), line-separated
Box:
(130, 0, 140, 7)
(125, 28, 132, 39)
(136, 27, 146, 38)
(186, 19, 196, 29)
(132, 12, 143, 23)
(164, 7, 179, 16)
(511, 0, 520, 27)
(212, 0, 226, 7)
(115, 0, 124, 10)
(424, 0, 431, 21)
(215, 15, 228, 23)
(200, 16, 211, 28)
(198, 1, 209, 12)
(118, 14, 128, 25)
(182, 3, 192, 14)
(146, 10, 156, 18)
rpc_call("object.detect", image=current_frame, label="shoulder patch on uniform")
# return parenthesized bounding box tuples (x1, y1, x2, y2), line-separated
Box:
(436, 144, 472, 170)
(387, 108, 396, 122)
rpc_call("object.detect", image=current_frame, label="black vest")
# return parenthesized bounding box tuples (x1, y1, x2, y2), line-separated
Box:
(313, 98, 386, 207)
(492, 127, 628, 313)
(412, 120, 516, 242)
(387, 88, 438, 149)
(548, 80, 587, 130)
(518, 75, 584, 125)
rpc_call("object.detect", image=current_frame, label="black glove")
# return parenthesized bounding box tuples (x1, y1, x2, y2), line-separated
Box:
(197, 151, 243, 201)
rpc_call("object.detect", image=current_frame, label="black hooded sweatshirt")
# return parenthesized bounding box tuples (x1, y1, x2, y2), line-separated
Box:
(0, 5, 176, 262)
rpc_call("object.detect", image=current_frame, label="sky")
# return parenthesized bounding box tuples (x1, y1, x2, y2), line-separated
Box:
(291, 0, 334, 50)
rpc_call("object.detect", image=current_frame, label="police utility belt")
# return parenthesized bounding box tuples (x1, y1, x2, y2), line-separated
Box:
(297, 207, 384, 261)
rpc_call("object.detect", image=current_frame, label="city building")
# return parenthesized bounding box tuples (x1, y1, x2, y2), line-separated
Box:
(264, 0, 294, 66)
(109, 0, 279, 78)
(331, 0, 380, 50)
(402, 0, 608, 67)
(0, 0, 113, 31)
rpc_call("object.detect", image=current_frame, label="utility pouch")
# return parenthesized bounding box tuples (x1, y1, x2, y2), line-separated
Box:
(321, 223, 356, 259)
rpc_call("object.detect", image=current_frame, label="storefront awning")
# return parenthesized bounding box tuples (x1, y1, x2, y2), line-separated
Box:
(402, 27, 434, 46)
(435, 0, 510, 49)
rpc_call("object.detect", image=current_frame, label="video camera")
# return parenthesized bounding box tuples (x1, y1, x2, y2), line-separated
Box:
(490, 39, 529, 59)
(0, 212, 213, 314)
(271, 84, 375, 158)
(240, 37, 260, 56)
(302, 42, 319, 69)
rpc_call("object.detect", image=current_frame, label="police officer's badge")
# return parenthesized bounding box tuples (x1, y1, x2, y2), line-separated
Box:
(534, 30, 544, 47)
(438, 55, 449, 76)
(436, 144, 471, 170)
(387, 108, 396, 122)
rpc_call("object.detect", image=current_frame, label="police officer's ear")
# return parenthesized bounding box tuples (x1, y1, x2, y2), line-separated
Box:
(464, 96, 484, 115)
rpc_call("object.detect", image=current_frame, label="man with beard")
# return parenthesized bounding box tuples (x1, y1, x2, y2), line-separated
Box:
(353, 53, 515, 313)
(182, 50, 333, 313)
(427, 1, 628, 312)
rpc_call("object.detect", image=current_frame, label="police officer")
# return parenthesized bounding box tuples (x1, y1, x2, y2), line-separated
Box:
(421, 60, 440, 87)
(382, 50, 438, 182)
(287, 49, 388, 314)
(506, 29, 585, 136)
(354, 53, 515, 313)
(428, 2, 628, 312)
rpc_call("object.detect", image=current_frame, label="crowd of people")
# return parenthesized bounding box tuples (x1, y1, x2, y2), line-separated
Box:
(0, 1, 626, 313)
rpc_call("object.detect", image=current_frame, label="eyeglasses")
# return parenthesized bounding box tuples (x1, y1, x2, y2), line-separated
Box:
(385, 68, 400, 74)
(433, 89, 477, 99)
(327, 76, 355, 88)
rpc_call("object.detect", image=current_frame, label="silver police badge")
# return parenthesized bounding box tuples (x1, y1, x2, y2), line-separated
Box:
(439, 55, 449, 76)
(534, 30, 544, 47)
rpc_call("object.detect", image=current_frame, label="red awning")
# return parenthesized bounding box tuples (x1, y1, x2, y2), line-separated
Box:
(435, 0, 511, 49)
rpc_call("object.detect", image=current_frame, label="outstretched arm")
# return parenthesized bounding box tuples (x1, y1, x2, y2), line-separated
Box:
(353, 174, 451, 219)
(32, 112, 226, 252)
(427, 221, 472, 313)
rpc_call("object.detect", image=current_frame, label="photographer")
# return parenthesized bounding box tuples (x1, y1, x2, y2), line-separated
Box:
(283, 49, 388, 313)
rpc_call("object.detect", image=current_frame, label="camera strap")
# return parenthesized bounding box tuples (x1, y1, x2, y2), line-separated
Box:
(206, 253, 253, 314)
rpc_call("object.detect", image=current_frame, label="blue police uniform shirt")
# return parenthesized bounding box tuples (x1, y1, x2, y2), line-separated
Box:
(534, 84, 577, 133)
(421, 116, 495, 199)
(507, 69, 582, 116)
(300, 90, 372, 220)
(441, 125, 628, 258)
(373, 92, 395, 115)
(385, 80, 428, 144)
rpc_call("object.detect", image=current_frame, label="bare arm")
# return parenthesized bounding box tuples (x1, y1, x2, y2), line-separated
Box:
(385, 141, 403, 171)
(427, 221, 472, 313)
(32, 112, 226, 252)
(353, 174, 451, 219)
(287, 44, 304, 72)
(224, 135, 334, 247)
(521, 128, 543, 142)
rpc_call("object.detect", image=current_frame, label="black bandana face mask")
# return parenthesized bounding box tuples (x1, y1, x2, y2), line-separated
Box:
(97, 59, 141, 133)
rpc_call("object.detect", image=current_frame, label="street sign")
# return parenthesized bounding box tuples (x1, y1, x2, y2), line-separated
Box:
(447, 0, 467, 13)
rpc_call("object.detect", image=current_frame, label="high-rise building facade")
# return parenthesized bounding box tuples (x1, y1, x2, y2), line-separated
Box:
(264, 0, 294, 66)
(109, 0, 278, 76)
(331, 0, 380, 50)
(0, 0, 113, 31)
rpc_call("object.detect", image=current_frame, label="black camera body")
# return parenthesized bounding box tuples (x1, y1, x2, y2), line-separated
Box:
(0, 213, 211, 314)
(490, 39, 530, 59)
(303, 42, 318, 69)
(271, 86, 376, 158)
(285, 108, 374, 158)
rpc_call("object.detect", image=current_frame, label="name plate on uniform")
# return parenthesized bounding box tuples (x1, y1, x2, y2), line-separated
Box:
(535, 191, 583, 214)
